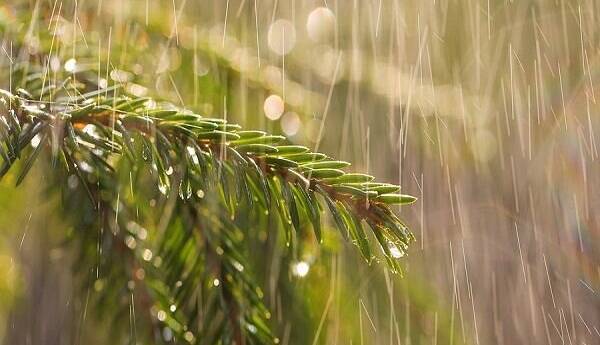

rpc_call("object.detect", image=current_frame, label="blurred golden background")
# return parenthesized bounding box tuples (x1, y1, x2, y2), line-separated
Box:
(0, 0, 599, 344)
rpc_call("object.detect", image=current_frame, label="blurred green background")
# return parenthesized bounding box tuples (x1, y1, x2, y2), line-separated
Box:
(0, 0, 599, 344)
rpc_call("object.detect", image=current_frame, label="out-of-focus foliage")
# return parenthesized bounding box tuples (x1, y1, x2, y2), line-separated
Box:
(2, 0, 598, 344)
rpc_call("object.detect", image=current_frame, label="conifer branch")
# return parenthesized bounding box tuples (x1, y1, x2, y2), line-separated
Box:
(0, 61, 416, 343)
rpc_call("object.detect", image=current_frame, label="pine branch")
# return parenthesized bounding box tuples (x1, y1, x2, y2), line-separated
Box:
(1, 65, 416, 343)
(0, 73, 416, 269)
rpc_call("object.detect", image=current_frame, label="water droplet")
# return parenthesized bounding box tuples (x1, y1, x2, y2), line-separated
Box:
(64, 58, 77, 72)
(169, 304, 177, 312)
(125, 235, 137, 249)
(83, 124, 99, 138)
(142, 249, 153, 261)
(291, 261, 310, 277)
(158, 180, 169, 195)
(157, 310, 167, 321)
(162, 327, 173, 342)
(268, 19, 296, 55)
(196, 190, 205, 198)
(50, 56, 61, 72)
(93, 279, 104, 291)
(388, 243, 405, 258)
(179, 179, 192, 200)
(110, 69, 132, 82)
(213, 278, 220, 287)
(307, 7, 336, 42)
(165, 166, 174, 175)
(264, 94, 285, 120)
(141, 146, 150, 161)
(186, 146, 200, 165)
(184, 331, 194, 342)
(137, 228, 148, 240)
(127, 83, 148, 97)
(280, 112, 301, 136)
(135, 268, 145, 280)
(30, 134, 41, 148)
(79, 161, 94, 173)
(233, 261, 244, 272)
